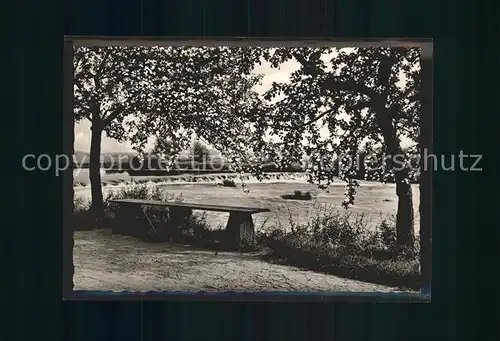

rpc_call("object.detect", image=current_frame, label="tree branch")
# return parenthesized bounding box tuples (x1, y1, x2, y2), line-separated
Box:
(102, 104, 125, 126)
(397, 125, 415, 137)
(348, 101, 372, 111)
(73, 51, 83, 72)
(301, 99, 373, 131)
(321, 77, 381, 100)
(300, 108, 336, 127)
(92, 50, 111, 92)
(74, 103, 92, 120)
(95, 50, 111, 78)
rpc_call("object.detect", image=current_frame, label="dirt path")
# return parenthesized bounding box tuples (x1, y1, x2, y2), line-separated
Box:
(73, 229, 392, 292)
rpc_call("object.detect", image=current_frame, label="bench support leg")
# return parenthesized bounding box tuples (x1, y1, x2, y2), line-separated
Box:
(226, 212, 255, 248)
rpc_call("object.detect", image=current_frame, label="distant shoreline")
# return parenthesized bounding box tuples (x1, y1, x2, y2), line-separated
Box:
(73, 171, 400, 190)
(74, 172, 313, 188)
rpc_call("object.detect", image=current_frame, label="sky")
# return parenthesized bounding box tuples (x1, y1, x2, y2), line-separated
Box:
(74, 49, 413, 154)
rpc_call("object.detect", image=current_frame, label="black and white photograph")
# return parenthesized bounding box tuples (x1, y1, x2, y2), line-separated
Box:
(64, 38, 432, 295)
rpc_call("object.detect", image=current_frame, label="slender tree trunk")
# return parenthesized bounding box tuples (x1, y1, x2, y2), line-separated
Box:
(89, 119, 104, 221)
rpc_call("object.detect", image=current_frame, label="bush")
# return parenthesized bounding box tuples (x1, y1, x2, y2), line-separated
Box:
(74, 195, 90, 212)
(72, 185, 183, 233)
(209, 157, 230, 171)
(104, 185, 184, 237)
(221, 179, 236, 187)
(72, 195, 94, 231)
(257, 206, 421, 289)
(179, 214, 223, 243)
(113, 184, 182, 201)
(281, 190, 312, 201)
(191, 141, 211, 163)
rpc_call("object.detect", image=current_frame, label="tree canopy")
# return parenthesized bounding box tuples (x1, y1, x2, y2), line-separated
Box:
(74, 46, 157, 141)
(246, 47, 421, 208)
(127, 47, 266, 161)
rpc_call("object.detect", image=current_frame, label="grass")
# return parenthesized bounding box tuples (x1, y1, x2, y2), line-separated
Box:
(73, 184, 421, 289)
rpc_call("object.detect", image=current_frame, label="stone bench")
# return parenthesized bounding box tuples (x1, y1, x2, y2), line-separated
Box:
(109, 199, 270, 246)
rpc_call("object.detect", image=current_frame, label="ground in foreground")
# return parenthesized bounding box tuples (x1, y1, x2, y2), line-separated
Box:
(73, 229, 393, 292)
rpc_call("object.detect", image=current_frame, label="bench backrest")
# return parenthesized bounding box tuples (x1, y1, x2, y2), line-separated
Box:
(109, 199, 271, 214)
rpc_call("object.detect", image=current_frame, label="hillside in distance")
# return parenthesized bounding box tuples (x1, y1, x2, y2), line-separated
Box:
(73, 151, 137, 167)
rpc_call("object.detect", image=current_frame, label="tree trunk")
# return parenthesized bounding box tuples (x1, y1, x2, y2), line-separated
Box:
(89, 120, 104, 221)
(394, 168, 415, 249)
(368, 52, 415, 250)
(376, 109, 415, 250)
